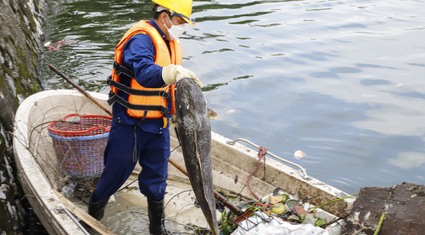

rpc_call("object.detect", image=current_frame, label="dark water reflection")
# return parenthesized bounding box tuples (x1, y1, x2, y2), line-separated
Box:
(42, 0, 425, 195)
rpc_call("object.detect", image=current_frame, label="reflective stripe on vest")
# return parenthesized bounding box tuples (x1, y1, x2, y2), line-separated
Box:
(109, 20, 181, 119)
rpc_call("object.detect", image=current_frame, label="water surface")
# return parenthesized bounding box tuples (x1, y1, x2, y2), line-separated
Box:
(42, 0, 425, 195)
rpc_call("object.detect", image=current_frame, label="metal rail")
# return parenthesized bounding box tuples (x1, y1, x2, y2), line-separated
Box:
(226, 138, 309, 179)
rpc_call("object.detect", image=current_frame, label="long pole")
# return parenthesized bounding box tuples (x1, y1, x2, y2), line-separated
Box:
(48, 64, 243, 216)
(47, 64, 112, 116)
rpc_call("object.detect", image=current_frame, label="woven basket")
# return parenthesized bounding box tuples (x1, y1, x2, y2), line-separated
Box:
(48, 113, 111, 178)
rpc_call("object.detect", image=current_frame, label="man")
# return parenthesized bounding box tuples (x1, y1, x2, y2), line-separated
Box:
(87, 1, 202, 234)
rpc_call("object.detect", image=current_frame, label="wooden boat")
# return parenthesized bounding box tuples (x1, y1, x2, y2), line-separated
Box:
(13, 89, 353, 235)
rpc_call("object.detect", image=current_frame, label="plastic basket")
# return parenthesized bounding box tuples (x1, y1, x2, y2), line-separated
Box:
(48, 113, 112, 178)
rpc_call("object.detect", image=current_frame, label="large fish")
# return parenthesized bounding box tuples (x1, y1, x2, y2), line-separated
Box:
(174, 78, 219, 235)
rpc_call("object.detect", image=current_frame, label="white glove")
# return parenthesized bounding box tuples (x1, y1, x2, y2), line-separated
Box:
(162, 64, 203, 88)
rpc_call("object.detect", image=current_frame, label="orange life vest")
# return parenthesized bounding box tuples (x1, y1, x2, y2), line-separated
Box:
(107, 20, 181, 121)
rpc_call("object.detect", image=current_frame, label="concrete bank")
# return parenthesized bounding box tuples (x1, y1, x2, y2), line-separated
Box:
(0, 0, 45, 233)
(344, 182, 425, 234)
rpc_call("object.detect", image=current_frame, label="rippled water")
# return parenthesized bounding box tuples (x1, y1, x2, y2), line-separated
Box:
(42, 0, 425, 195)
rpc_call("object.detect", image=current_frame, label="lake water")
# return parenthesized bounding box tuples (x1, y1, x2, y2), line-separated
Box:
(41, 0, 425, 195)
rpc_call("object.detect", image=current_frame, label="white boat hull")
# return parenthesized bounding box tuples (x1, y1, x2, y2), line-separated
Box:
(13, 90, 352, 234)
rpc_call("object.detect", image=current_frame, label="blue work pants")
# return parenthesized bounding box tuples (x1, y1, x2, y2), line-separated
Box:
(91, 121, 170, 202)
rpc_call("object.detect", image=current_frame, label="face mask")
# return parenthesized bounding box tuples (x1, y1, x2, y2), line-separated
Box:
(164, 16, 185, 40)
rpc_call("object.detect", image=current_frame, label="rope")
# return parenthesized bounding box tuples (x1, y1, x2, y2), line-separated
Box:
(246, 146, 268, 200)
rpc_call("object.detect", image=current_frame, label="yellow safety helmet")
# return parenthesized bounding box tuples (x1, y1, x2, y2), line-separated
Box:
(152, 0, 194, 25)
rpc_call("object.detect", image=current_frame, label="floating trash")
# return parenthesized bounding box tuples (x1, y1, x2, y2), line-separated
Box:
(294, 150, 306, 160)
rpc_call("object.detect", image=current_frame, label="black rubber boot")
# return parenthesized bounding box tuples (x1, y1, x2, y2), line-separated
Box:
(148, 199, 166, 235)
(80, 197, 109, 232)
(88, 197, 109, 221)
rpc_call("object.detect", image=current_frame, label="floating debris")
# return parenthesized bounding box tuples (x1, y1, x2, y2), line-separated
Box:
(44, 40, 64, 51)
(43, 40, 78, 51)
(294, 150, 306, 160)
